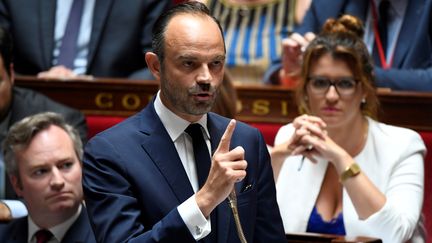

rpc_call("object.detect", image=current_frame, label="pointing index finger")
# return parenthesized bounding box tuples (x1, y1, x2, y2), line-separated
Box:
(216, 119, 236, 153)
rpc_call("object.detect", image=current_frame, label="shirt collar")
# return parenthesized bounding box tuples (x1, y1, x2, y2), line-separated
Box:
(154, 91, 210, 142)
(28, 204, 82, 242)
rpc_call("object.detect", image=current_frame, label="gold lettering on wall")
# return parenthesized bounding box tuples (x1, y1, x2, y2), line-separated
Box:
(252, 99, 270, 115)
(236, 100, 243, 113)
(122, 94, 141, 110)
(95, 93, 113, 108)
(281, 101, 289, 116)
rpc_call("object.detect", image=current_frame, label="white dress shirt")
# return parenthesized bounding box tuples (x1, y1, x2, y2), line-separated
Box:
(28, 204, 82, 243)
(154, 91, 212, 240)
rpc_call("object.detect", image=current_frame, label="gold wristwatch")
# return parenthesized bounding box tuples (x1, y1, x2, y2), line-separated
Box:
(340, 163, 361, 183)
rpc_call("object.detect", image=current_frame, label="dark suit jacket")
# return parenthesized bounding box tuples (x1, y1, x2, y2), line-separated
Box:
(265, 0, 432, 91)
(83, 101, 286, 242)
(0, 0, 171, 78)
(1, 87, 87, 199)
(0, 205, 96, 243)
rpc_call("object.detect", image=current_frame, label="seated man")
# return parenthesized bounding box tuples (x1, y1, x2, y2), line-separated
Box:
(0, 0, 172, 79)
(0, 26, 87, 221)
(0, 112, 96, 242)
(265, 0, 432, 91)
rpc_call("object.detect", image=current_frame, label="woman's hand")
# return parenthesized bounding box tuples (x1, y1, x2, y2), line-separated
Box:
(270, 114, 327, 180)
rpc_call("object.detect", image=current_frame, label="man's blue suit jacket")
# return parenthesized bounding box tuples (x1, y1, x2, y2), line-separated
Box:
(0, 0, 171, 79)
(265, 0, 432, 91)
(0, 205, 96, 243)
(83, 101, 286, 242)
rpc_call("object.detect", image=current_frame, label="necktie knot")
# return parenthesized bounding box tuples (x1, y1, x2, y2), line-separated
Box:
(35, 229, 53, 243)
(185, 123, 204, 138)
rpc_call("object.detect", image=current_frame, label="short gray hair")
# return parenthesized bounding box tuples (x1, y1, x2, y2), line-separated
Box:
(2, 112, 83, 178)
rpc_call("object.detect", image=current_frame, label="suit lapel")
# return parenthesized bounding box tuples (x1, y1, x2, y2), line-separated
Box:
(87, 0, 115, 70)
(8, 217, 28, 243)
(38, 0, 56, 69)
(139, 103, 195, 204)
(62, 206, 94, 243)
(391, 0, 424, 67)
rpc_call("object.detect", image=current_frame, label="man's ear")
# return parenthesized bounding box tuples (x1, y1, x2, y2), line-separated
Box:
(145, 52, 161, 81)
(10, 175, 23, 197)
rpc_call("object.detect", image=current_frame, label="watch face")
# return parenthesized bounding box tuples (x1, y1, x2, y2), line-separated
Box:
(340, 163, 361, 183)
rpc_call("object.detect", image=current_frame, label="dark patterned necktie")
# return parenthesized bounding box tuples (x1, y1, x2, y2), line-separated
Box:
(35, 229, 53, 243)
(378, 0, 390, 56)
(185, 123, 217, 242)
(57, 0, 84, 69)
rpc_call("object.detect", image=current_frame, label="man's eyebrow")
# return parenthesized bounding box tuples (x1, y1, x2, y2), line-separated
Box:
(178, 55, 198, 60)
(176, 54, 226, 61)
(214, 55, 226, 61)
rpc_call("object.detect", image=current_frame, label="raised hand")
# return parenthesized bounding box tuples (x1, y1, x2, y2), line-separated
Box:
(280, 32, 316, 82)
(195, 119, 248, 217)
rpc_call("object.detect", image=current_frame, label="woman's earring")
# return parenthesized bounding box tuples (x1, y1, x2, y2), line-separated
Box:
(361, 98, 366, 104)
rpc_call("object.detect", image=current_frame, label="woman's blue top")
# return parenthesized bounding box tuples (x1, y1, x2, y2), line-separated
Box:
(306, 206, 346, 235)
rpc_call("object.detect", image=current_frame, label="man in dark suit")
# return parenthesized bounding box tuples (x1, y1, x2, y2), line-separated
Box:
(0, 0, 171, 79)
(83, 2, 286, 242)
(0, 26, 87, 220)
(265, 0, 432, 91)
(0, 112, 96, 243)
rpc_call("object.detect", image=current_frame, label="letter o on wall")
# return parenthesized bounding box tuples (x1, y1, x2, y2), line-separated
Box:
(122, 94, 141, 110)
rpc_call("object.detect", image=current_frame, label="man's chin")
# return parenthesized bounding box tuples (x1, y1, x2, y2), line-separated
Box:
(188, 102, 213, 115)
(49, 200, 80, 213)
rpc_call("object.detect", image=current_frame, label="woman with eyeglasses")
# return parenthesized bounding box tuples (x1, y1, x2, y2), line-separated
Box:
(270, 15, 426, 243)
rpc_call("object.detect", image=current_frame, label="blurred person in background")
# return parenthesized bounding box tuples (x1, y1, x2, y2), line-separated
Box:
(194, 0, 311, 83)
(271, 15, 425, 243)
(266, 0, 432, 91)
(0, 0, 171, 79)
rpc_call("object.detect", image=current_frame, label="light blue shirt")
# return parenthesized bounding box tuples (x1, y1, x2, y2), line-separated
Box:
(53, 0, 96, 74)
(0, 153, 28, 218)
(364, 0, 408, 62)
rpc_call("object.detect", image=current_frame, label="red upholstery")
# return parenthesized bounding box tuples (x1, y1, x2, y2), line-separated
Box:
(86, 116, 431, 242)
(86, 115, 126, 138)
(248, 122, 283, 146)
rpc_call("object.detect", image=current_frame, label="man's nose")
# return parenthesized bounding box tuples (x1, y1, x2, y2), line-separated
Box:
(196, 64, 211, 83)
(50, 167, 65, 190)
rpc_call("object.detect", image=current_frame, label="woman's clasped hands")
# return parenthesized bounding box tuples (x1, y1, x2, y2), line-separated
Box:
(286, 114, 349, 165)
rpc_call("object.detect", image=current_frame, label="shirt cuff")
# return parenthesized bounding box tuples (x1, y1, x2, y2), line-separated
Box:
(2, 200, 28, 218)
(177, 195, 211, 240)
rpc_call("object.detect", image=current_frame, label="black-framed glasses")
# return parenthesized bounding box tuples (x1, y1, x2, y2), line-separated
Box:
(307, 76, 359, 96)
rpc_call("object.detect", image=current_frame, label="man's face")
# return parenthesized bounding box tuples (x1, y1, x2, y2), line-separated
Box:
(159, 14, 226, 122)
(11, 125, 83, 225)
(0, 56, 13, 121)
